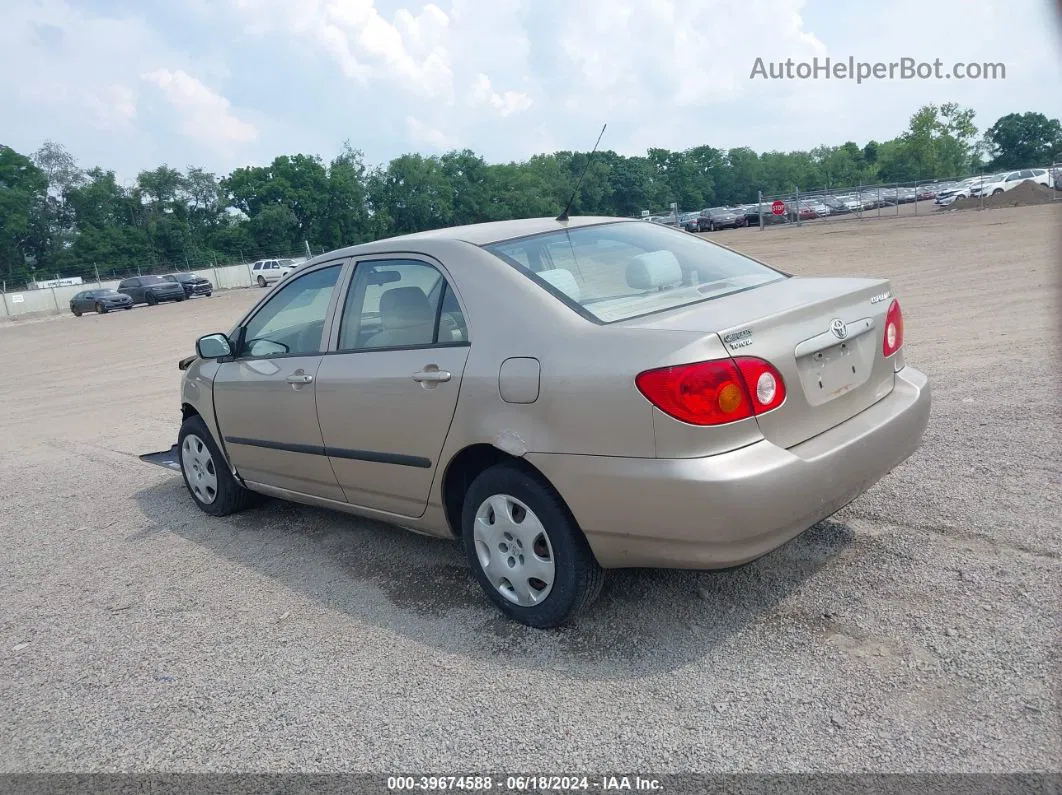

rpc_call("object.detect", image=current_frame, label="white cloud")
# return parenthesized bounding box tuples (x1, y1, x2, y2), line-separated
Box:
(141, 69, 258, 146)
(2, 0, 1060, 180)
(406, 116, 452, 150)
(470, 73, 532, 116)
(232, 0, 455, 100)
(84, 85, 138, 132)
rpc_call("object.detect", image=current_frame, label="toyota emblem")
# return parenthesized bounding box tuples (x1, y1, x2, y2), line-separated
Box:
(829, 318, 848, 339)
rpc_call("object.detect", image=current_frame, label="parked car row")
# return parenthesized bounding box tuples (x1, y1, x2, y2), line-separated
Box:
(69, 272, 214, 316)
(642, 166, 1057, 230)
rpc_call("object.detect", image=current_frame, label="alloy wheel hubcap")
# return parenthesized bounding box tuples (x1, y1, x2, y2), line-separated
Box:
(473, 494, 555, 607)
(181, 434, 218, 505)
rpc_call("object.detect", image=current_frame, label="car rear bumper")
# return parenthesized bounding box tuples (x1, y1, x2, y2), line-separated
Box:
(527, 365, 931, 570)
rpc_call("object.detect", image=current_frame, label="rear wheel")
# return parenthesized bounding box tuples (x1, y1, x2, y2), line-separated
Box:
(178, 415, 254, 517)
(461, 463, 604, 628)
(257, 275, 267, 287)
(95, 302, 107, 314)
(176, 294, 186, 302)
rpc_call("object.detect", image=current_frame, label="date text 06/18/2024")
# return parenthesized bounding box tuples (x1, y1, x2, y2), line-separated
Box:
(386, 775, 664, 791)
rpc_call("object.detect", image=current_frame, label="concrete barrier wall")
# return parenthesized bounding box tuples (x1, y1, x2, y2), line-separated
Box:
(0, 263, 266, 320)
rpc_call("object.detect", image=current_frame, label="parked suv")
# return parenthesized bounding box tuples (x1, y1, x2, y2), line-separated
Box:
(250, 259, 298, 287)
(117, 275, 187, 306)
(165, 272, 213, 298)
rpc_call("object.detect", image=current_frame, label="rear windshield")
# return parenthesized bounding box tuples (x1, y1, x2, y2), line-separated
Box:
(484, 221, 785, 323)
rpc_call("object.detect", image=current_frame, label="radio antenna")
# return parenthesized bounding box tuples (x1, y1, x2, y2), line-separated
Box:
(556, 123, 607, 222)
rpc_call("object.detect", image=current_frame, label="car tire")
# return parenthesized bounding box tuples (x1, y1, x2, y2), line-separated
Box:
(461, 462, 605, 628)
(176, 295, 186, 302)
(709, 221, 715, 232)
(146, 293, 157, 306)
(96, 302, 107, 315)
(205, 292, 212, 298)
(72, 308, 82, 317)
(124, 306, 132, 310)
(178, 415, 255, 517)
(257, 276, 267, 287)
(992, 189, 1003, 196)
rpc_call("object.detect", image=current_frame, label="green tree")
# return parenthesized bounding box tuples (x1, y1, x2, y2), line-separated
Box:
(984, 112, 1062, 169)
(0, 145, 50, 283)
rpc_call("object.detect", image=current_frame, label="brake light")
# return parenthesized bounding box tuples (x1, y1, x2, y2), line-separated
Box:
(636, 357, 786, 426)
(882, 299, 904, 357)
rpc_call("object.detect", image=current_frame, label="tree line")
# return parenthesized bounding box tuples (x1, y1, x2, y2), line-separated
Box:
(1, 103, 1059, 287)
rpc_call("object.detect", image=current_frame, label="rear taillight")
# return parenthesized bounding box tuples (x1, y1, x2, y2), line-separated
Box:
(636, 356, 786, 426)
(734, 357, 786, 413)
(882, 299, 904, 357)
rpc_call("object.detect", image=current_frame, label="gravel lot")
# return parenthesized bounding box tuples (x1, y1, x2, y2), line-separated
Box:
(1, 205, 1059, 773)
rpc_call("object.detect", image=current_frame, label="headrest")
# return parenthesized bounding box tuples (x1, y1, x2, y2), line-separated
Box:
(538, 268, 581, 302)
(626, 250, 683, 290)
(380, 287, 433, 329)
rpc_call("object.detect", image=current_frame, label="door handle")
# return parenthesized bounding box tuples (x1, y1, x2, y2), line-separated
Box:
(412, 369, 451, 383)
(286, 373, 314, 384)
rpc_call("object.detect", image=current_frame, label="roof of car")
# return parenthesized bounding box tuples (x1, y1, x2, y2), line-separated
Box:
(315, 216, 636, 262)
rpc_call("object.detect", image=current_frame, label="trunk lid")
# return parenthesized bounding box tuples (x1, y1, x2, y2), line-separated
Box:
(623, 276, 898, 449)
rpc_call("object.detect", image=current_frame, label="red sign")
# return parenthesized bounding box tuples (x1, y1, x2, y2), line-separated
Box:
(771, 200, 786, 216)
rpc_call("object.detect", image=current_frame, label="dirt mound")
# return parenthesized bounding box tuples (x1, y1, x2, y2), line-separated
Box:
(951, 180, 1058, 211)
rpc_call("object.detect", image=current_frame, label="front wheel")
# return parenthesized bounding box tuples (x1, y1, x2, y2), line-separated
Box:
(145, 293, 157, 306)
(992, 188, 1004, 196)
(178, 415, 255, 517)
(176, 295, 186, 302)
(257, 275, 267, 287)
(462, 463, 604, 628)
(96, 302, 107, 314)
(72, 307, 82, 317)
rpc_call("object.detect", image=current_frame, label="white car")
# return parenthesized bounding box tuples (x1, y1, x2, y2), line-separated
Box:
(934, 177, 994, 206)
(250, 258, 298, 287)
(972, 168, 1053, 197)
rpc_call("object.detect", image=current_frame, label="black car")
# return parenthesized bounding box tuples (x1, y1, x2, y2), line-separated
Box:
(69, 289, 133, 316)
(697, 207, 746, 232)
(117, 275, 187, 306)
(164, 272, 213, 298)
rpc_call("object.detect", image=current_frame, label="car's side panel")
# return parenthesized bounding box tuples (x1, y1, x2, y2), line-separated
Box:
(316, 346, 472, 516)
(212, 355, 344, 500)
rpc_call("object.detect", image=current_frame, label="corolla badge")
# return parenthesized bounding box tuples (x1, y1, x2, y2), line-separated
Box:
(723, 328, 753, 348)
(829, 318, 848, 339)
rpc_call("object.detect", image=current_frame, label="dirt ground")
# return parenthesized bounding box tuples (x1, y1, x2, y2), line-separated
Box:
(1, 204, 1059, 773)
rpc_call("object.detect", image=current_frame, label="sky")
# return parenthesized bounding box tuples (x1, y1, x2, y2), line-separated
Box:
(3, 0, 1061, 184)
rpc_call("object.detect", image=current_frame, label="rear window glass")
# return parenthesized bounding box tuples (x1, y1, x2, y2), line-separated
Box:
(484, 221, 785, 323)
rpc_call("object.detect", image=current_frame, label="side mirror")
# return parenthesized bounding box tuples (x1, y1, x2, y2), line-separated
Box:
(196, 333, 233, 360)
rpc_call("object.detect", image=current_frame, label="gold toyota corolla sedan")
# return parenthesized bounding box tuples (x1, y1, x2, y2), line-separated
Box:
(156, 216, 931, 628)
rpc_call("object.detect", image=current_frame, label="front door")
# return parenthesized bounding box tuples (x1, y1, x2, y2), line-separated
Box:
(314, 257, 471, 517)
(212, 261, 347, 501)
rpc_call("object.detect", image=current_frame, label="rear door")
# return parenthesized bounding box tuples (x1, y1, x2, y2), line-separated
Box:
(211, 260, 348, 500)
(314, 256, 471, 517)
